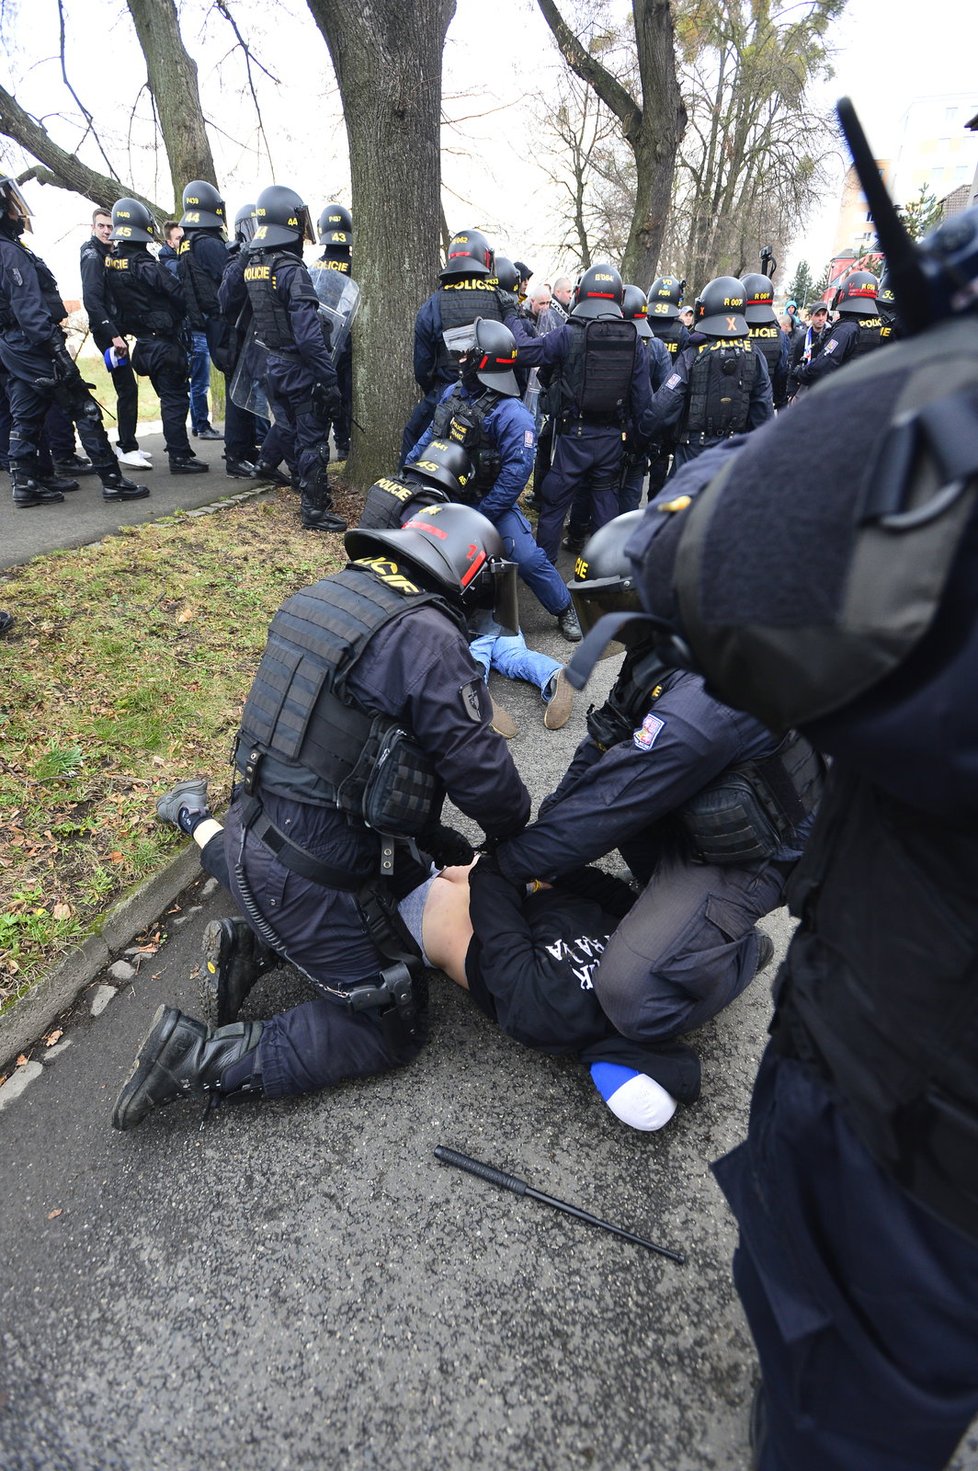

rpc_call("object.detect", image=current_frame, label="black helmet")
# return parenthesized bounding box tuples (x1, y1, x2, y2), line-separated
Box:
(573, 263, 624, 319)
(234, 203, 258, 245)
(567, 511, 649, 649)
(833, 269, 879, 315)
(621, 284, 653, 338)
(345, 503, 519, 632)
(693, 276, 748, 337)
(464, 318, 520, 396)
(494, 256, 520, 293)
(180, 180, 226, 231)
(440, 228, 494, 280)
(250, 185, 315, 249)
(318, 202, 353, 246)
(0, 177, 32, 231)
(876, 265, 895, 309)
(741, 272, 778, 325)
(110, 198, 157, 244)
(647, 276, 685, 319)
(404, 439, 474, 499)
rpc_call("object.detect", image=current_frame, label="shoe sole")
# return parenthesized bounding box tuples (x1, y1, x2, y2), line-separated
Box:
(490, 696, 518, 739)
(112, 1004, 177, 1130)
(155, 777, 208, 827)
(544, 671, 574, 730)
(202, 919, 235, 1027)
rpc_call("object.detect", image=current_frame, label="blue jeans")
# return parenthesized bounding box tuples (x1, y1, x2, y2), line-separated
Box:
(469, 627, 560, 696)
(189, 332, 211, 431)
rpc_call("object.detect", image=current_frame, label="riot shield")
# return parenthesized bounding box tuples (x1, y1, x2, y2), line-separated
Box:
(229, 334, 274, 421)
(307, 265, 360, 355)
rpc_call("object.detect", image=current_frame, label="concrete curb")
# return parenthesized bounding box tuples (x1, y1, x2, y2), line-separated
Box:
(0, 843, 201, 1068)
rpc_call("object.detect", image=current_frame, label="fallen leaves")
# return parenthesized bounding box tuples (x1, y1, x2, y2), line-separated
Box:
(43, 1028, 63, 1047)
(47, 1208, 63, 1220)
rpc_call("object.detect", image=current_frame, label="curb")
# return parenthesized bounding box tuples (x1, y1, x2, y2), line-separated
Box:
(0, 842, 201, 1070)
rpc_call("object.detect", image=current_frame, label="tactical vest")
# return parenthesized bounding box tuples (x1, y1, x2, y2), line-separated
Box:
(434, 280, 503, 378)
(681, 340, 759, 442)
(0, 241, 66, 330)
(243, 251, 296, 353)
(358, 475, 447, 530)
(236, 563, 462, 825)
(318, 250, 352, 275)
(748, 323, 782, 380)
(774, 769, 978, 1242)
(104, 250, 179, 335)
(852, 314, 884, 358)
(177, 234, 221, 330)
(650, 318, 685, 355)
(557, 317, 637, 422)
(431, 387, 501, 495)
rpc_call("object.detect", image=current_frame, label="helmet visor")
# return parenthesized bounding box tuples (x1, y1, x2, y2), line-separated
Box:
(1, 179, 32, 229)
(567, 575, 646, 648)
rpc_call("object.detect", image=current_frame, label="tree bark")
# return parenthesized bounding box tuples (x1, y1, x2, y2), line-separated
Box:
(305, 0, 456, 488)
(125, 0, 216, 211)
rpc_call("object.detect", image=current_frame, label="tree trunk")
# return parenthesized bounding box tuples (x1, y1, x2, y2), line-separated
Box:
(126, 0, 216, 211)
(305, 0, 456, 490)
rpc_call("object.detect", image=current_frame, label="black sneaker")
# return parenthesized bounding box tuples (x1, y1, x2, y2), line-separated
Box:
(169, 455, 210, 475)
(557, 604, 582, 642)
(202, 917, 277, 1027)
(224, 458, 259, 478)
(254, 462, 291, 486)
(194, 425, 224, 441)
(53, 453, 96, 477)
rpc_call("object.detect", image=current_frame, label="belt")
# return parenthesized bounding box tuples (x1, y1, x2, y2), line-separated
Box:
(245, 801, 362, 891)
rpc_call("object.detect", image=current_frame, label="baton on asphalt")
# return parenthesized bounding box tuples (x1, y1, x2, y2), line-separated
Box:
(434, 1146, 685, 1265)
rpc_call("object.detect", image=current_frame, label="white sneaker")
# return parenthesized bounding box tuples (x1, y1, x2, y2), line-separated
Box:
(115, 448, 153, 469)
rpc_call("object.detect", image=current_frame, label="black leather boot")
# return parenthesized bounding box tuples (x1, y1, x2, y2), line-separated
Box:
(169, 454, 210, 475)
(202, 917, 278, 1027)
(12, 463, 63, 507)
(100, 466, 150, 501)
(112, 1005, 263, 1130)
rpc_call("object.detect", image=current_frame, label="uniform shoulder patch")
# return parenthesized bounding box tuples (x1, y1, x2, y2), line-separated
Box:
(823, 338, 838, 355)
(460, 679, 487, 724)
(632, 712, 665, 751)
(665, 372, 682, 390)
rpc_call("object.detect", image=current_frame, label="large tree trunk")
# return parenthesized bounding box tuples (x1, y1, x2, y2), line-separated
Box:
(126, 0, 216, 211)
(306, 0, 456, 490)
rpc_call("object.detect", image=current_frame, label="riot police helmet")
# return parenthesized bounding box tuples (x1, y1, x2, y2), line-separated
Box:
(693, 276, 749, 337)
(345, 503, 520, 632)
(440, 228, 494, 280)
(876, 266, 896, 309)
(573, 263, 624, 319)
(621, 284, 653, 338)
(318, 202, 353, 246)
(833, 269, 879, 315)
(234, 203, 258, 245)
(110, 198, 158, 244)
(567, 511, 648, 648)
(741, 273, 778, 325)
(180, 180, 226, 231)
(462, 318, 521, 397)
(0, 177, 32, 232)
(494, 256, 520, 293)
(647, 276, 685, 319)
(250, 186, 315, 250)
(404, 439, 474, 499)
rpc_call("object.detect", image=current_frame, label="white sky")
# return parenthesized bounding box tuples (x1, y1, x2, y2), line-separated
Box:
(3, 0, 974, 299)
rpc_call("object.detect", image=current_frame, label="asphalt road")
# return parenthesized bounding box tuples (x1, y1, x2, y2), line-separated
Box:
(2, 507, 976, 1471)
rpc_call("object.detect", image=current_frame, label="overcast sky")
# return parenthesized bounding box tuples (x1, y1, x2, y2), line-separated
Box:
(3, 0, 974, 298)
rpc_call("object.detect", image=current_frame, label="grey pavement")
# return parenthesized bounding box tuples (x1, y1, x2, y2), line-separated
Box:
(1, 539, 977, 1470)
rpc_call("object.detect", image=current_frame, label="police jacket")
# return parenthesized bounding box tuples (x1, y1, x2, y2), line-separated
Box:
(507, 310, 659, 441)
(409, 382, 536, 523)
(648, 334, 773, 444)
(413, 281, 504, 393)
(80, 235, 124, 350)
(749, 322, 789, 406)
(243, 248, 337, 387)
(464, 857, 702, 1101)
(177, 230, 227, 330)
(650, 318, 689, 357)
(104, 245, 185, 338)
(494, 665, 806, 883)
(793, 314, 882, 386)
(0, 232, 67, 349)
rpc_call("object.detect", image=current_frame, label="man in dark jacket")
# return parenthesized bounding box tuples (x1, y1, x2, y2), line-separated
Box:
(79, 208, 148, 469)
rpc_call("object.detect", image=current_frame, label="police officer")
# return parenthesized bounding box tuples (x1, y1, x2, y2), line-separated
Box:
(624, 191, 978, 1469)
(178, 180, 263, 476)
(646, 275, 773, 472)
(0, 179, 148, 507)
(315, 202, 355, 459)
(357, 438, 471, 530)
(400, 227, 503, 464)
(742, 272, 789, 408)
(243, 184, 345, 533)
(80, 207, 147, 469)
(618, 284, 672, 514)
(876, 265, 903, 344)
(407, 317, 583, 641)
(644, 276, 690, 496)
(492, 509, 819, 1053)
(504, 263, 659, 562)
(105, 197, 209, 476)
(792, 268, 883, 388)
(113, 503, 531, 1129)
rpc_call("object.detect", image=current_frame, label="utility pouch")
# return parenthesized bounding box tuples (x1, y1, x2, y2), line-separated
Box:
(342, 718, 438, 838)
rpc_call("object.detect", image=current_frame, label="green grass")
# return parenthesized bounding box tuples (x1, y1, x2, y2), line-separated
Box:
(78, 350, 226, 430)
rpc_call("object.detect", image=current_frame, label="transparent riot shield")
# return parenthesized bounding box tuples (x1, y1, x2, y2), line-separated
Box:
(307, 265, 360, 356)
(229, 334, 273, 421)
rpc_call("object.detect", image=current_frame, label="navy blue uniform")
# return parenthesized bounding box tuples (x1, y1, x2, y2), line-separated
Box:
(647, 334, 773, 471)
(180, 231, 259, 463)
(401, 284, 500, 462)
(104, 245, 196, 460)
(409, 384, 574, 619)
(618, 334, 673, 514)
(218, 250, 291, 474)
(495, 663, 805, 1044)
(314, 250, 354, 454)
(792, 313, 882, 388)
(79, 234, 139, 453)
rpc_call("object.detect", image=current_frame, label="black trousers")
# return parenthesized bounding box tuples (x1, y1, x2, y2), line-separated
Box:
(131, 334, 192, 457)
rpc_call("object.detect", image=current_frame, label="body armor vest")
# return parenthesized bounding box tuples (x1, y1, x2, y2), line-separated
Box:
(650, 319, 685, 356)
(774, 769, 978, 1243)
(434, 280, 503, 378)
(177, 234, 221, 330)
(557, 317, 637, 422)
(359, 475, 447, 530)
(682, 341, 758, 441)
(243, 251, 296, 353)
(852, 315, 884, 359)
(748, 323, 782, 380)
(104, 250, 179, 335)
(0, 242, 66, 331)
(237, 564, 461, 820)
(317, 250, 351, 275)
(431, 387, 501, 495)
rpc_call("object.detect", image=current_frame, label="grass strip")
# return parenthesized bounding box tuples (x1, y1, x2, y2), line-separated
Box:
(0, 487, 351, 1013)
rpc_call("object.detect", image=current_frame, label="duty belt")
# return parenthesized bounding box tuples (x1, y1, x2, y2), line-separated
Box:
(240, 794, 361, 891)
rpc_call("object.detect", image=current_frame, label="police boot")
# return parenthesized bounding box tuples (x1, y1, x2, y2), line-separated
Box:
(12, 463, 64, 507)
(169, 453, 210, 475)
(36, 470, 80, 494)
(99, 465, 150, 501)
(112, 1004, 263, 1131)
(202, 917, 278, 1027)
(300, 477, 346, 533)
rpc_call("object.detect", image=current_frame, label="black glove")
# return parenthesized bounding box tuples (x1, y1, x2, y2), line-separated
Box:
(422, 823, 475, 868)
(312, 381, 342, 421)
(495, 288, 520, 316)
(49, 332, 90, 389)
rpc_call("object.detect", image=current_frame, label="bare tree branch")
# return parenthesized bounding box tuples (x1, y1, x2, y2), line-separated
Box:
(55, 0, 119, 181)
(210, 0, 279, 174)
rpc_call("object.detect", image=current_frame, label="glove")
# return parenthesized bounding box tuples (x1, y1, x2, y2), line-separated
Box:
(312, 381, 342, 421)
(48, 332, 88, 388)
(421, 823, 475, 868)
